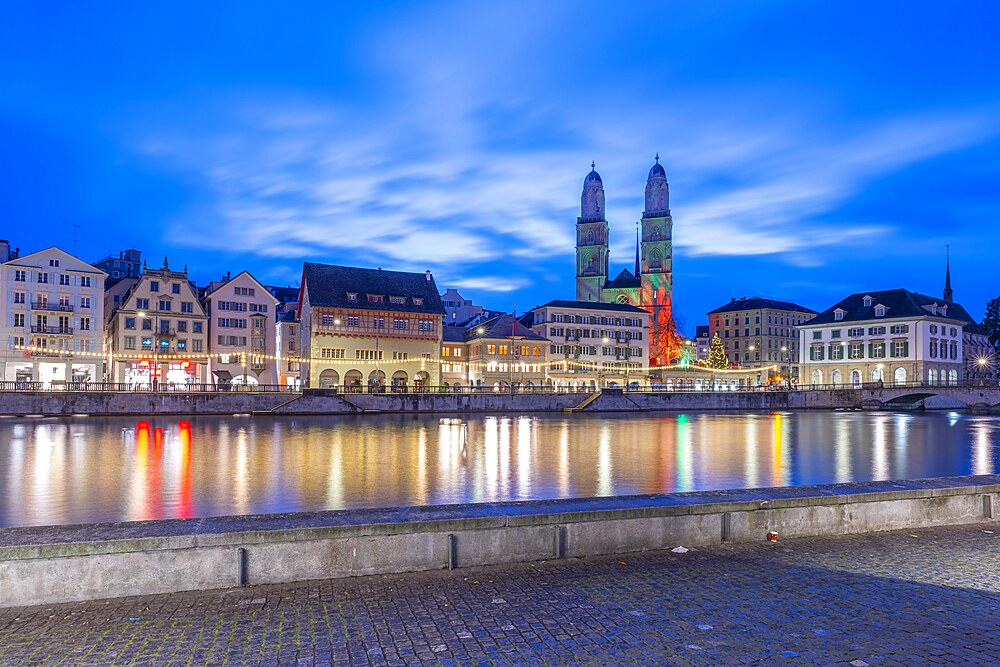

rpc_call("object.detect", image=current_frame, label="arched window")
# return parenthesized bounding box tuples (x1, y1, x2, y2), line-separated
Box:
(811, 370, 822, 386)
(948, 369, 958, 385)
(831, 369, 841, 385)
(928, 368, 938, 385)
(850, 369, 861, 387)
(616, 295, 630, 305)
(586, 230, 594, 244)
(893, 367, 906, 385)
(652, 226, 661, 239)
(585, 254, 594, 273)
(650, 249, 662, 269)
(871, 367, 883, 383)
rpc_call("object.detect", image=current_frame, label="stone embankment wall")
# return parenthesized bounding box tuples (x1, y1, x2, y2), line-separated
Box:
(1, 475, 997, 607)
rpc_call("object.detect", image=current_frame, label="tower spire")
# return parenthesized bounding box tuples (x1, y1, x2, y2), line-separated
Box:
(634, 222, 641, 277)
(943, 245, 953, 302)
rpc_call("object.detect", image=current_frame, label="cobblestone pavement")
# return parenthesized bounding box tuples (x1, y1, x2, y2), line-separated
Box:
(2, 523, 999, 666)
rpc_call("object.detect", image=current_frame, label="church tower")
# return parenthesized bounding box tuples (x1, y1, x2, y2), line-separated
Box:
(639, 155, 676, 363)
(576, 162, 610, 302)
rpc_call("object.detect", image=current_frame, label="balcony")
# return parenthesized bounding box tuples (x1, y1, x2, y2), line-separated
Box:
(30, 325, 74, 335)
(31, 302, 74, 312)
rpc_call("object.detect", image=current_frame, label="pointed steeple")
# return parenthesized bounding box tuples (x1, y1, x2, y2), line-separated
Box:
(634, 222, 641, 277)
(943, 245, 953, 302)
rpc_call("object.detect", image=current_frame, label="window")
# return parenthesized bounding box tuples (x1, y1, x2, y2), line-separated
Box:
(192, 340, 202, 352)
(930, 324, 938, 334)
(234, 286, 255, 296)
(347, 292, 358, 302)
(49, 259, 59, 267)
(833, 309, 844, 321)
(38, 272, 49, 284)
(218, 318, 247, 328)
(874, 305, 886, 317)
(355, 349, 383, 360)
(150, 281, 159, 292)
(181, 302, 193, 313)
(487, 344, 497, 355)
(321, 314, 335, 326)
(80, 297, 91, 309)
(373, 317, 385, 329)
(392, 351, 408, 360)
(177, 340, 187, 351)
(890, 324, 909, 334)
(848, 327, 864, 337)
(870, 341, 886, 358)
(891, 340, 908, 358)
(389, 296, 405, 304)
(217, 335, 248, 346)
(812, 331, 822, 340)
(367, 294, 384, 303)
(393, 319, 409, 329)
(13, 313, 24, 327)
(80, 276, 91, 287)
(829, 344, 844, 360)
(159, 300, 172, 311)
(14, 270, 26, 282)
(849, 342, 864, 359)
(13, 292, 25, 304)
(172, 284, 181, 294)
(868, 326, 886, 336)
(418, 320, 433, 331)
(192, 322, 203, 333)
(950, 327, 958, 337)
(249, 303, 268, 313)
(809, 345, 824, 361)
(141, 318, 152, 330)
(413, 297, 424, 306)
(124, 336, 136, 350)
(79, 317, 91, 331)
(59, 275, 70, 285)
(831, 330, 841, 338)
(347, 316, 360, 327)
(929, 339, 938, 358)
(863, 296, 873, 307)
(141, 337, 153, 350)
(321, 348, 345, 359)
(177, 321, 187, 332)
(136, 298, 149, 310)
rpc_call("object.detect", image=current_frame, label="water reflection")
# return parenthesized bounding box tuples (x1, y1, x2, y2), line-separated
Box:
(0, 411, 997, 528)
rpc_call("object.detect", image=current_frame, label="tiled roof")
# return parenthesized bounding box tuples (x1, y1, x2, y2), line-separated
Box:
(302, 262, 446, 315)
(708, 297, 817, 315)
(803, 288, 974, 327)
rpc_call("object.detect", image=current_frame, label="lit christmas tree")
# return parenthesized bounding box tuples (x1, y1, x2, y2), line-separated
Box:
(706, 332, 729, 369)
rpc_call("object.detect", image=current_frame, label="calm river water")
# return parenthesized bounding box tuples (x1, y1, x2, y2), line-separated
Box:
(1, 411, 998, 528)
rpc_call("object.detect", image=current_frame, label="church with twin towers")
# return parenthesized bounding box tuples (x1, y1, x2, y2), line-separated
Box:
(575, 156, 679, 364)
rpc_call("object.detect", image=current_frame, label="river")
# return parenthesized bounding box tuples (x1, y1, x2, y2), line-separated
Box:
(0, 411, 998, 528)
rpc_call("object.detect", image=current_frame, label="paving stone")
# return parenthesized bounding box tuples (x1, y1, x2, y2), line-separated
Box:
(1, 523, 999, 665)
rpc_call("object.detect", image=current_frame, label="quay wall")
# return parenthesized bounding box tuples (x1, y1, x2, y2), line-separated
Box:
(1, 475, 997, 607)
(0, 389, 864, 416)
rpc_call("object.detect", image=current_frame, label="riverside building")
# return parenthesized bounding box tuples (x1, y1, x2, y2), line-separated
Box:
(0, 244, 105, 385)
(707, 297, 817, 383)
(298, 263, 446, 390)
(202, 271, 280, 386)
(104, 258, 209, 386)
(524, 300, 649, 390)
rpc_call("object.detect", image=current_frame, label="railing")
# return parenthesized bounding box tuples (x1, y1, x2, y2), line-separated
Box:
(31, 302, 74, 312)
(30, 325, 74, 335)
(0, 381, 299, 393)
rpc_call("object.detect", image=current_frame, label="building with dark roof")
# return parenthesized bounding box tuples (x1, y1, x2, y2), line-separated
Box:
(798, 285, 970, 387)
(707, 296, 817, 381)
(440, 314, 550, 389)
(298, 262, 446, 390)
(524, 299, 650, 389)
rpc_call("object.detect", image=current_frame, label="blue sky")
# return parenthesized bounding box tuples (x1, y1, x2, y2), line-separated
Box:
(2, 1, 999, 330)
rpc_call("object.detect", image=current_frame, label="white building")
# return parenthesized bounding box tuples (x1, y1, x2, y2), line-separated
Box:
(799, 288, 968, 387)
(523, 300, 650, 389)
(1, 245, 106, 385)
(203, 271, 280, 386)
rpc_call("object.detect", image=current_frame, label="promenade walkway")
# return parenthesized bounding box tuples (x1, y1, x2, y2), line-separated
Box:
(1, 523, 998, 666)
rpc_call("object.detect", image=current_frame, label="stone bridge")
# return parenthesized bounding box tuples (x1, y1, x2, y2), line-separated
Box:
(857, 385, 1000, 413)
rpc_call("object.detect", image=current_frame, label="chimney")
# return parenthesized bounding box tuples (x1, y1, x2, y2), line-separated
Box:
(0, 240, 8, 263)
(227, 271, 231, 281)
(426, 270, 432, 282)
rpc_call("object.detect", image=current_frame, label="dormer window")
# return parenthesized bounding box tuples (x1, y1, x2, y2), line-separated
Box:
(833, 309, 845, 321)
(389, 296, 405, 304)
(413, 297, 424, 306)
(862, 295, 873, 308)
(346, 292, 358, 302)
(367, 294, 383, 303)
(874, 305, 886, 317)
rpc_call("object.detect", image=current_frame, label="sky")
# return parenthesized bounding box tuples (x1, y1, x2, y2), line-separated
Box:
(2, 1, 999, 331)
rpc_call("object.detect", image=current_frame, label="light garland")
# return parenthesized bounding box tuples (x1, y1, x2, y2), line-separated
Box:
(12, 344, 780, 376)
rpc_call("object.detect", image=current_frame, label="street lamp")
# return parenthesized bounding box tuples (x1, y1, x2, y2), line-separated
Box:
(781, 346, 789, 387)
(477, 326, 486, 390)
(601, 336, 609, 389)
(977, 356, 990, 386)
